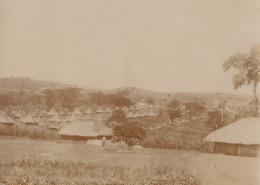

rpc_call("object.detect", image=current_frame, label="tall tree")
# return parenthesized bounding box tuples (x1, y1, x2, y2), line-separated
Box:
(167, 108, 181, 125)
(223, 46, 260, 117)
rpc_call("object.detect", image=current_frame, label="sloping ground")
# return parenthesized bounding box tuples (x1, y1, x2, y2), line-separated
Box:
(0, 136, 259, 185)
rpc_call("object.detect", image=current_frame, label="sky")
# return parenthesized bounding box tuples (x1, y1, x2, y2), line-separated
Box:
(0, 0, 260, 94)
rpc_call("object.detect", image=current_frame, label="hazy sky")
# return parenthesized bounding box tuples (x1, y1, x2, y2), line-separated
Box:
(1, 0, 260, 93)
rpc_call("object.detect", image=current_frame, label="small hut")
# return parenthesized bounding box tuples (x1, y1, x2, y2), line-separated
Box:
(59, 120, 113, 141)
(49, 114, 62, 124)
(20, 114, 38, 126)
(204, 118, 260, 157)
(46, 108, 56, 117)
(0, 111, 15, 127)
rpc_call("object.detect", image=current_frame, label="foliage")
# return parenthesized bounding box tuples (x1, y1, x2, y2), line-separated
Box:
(234, 106, 255, 121)
(90, 92, 132, 107)
(57, 87, 81, 112)
(113, 123, 146, 146)
(223, 45, 260, 116)
(0, 125, 60, 140)
(167, 99, 180, 108)
(206, 109, 223, 129)
(167, 108, 182, 125)
(43, 89, 57, 110)
(143, 127, 214, 153)
(107, 109, 128, 126)
(185, 102, 206, 118)
(0, 158, 200, 185)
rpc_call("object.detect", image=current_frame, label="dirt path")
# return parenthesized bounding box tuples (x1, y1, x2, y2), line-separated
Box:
(0, 136, 259, 185)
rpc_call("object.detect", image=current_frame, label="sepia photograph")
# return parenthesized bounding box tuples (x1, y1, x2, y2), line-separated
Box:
(0, 0, 260, 184)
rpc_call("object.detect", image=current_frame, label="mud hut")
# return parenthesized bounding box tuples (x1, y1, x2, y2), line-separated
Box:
(20, 114, 38, 126)
(59, 120, 113, 141)
(204, 118, 260, 157)
(0, 111, 15, 126)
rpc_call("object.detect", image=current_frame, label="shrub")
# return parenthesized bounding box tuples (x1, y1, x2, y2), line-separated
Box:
(112, 123, 145, 146)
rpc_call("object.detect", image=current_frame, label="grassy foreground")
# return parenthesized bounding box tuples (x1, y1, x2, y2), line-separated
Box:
(0, 158, 200, 185)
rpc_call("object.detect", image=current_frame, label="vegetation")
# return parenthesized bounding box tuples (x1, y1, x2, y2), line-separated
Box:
(223, 45, 260, 117)
(185, 102, 206, 119)
(90, 92, 132, 107)
(107, 109, 128, 126)
(145, 97, 155, 105)
(167, 108, 182, 125)
(143, 127, 214, 153)
(0, 158, 200, 185)
(0, 125, 60, 140)
(113, 123, 146, 146)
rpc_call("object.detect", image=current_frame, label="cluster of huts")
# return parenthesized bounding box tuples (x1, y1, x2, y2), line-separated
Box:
(0, 103, 160, 143)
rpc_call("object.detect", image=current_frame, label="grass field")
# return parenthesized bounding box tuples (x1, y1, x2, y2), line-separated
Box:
(0, 136, 259, 185)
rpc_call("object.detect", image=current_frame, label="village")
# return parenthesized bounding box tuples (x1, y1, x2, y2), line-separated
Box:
(1, 0, 260, 184)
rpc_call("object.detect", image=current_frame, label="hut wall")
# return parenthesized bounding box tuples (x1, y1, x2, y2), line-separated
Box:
(215, 142, 226, 153)
(214, 142, 259, 157)
(61, 135, 113, 141)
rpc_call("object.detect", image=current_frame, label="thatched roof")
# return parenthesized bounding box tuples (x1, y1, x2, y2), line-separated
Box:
(47, 108, 56, 116)
(58, 120, 113, 137)
(0, 111, 15, 124)
(73, 108, 83, 115)
(66, 115, 75, 122)
(96, 107, 104, 113)
(49, 115, 62, 123)
(20, 114, 36, 124)
(204, 118, 260, 145)
(84, 108, 94, 114)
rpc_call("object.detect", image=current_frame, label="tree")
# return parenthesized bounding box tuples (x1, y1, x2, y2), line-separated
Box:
(57, 87, 81, 112)
(167, 99, 179, 108)
(113, 123, 145, 146)
(223, 46, 260, 117)
(185, 102, 206, 119)
(206, 109, 222, 129)
(167, 108, 181, 125)
(107, 109, 128, 127)
(43, 89, 56, 110)
(110, 94, 132, 107)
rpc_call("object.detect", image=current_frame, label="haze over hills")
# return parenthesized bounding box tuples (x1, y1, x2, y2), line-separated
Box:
(0, 77, 254, 109)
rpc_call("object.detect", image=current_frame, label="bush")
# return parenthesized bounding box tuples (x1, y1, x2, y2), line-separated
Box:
(112, 123, 145, 146)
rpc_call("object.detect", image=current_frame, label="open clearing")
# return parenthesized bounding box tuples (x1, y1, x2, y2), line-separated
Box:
(0, 136, 259, 185)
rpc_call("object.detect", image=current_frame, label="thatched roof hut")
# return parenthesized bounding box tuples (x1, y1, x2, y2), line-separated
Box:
(58, 120, 113, 141)
(96, 107, 104, 113)
(204, 118, 260, 157)
(49, 114, 62, 123)
(0, 111, 15, 126)
(84, 108, 94, 114)
(73, 108, 83, 115)
(47, 108, 56, 117)
(20, 114, 37, 125)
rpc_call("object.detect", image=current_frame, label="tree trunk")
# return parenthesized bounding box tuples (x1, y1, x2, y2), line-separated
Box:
(253, 83, 259, 117)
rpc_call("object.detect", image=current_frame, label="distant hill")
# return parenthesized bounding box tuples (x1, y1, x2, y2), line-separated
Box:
(0, 76, 253, 111)
(0, 77, 70, 90)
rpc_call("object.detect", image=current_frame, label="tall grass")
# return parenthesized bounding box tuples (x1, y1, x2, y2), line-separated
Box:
(0, 125, 60, 140)
(0, 158, 200, 185)
(141, 119, 214, 153)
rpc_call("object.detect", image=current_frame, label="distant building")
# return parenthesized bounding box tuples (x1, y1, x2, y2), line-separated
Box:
(204, 118, 260, 157)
